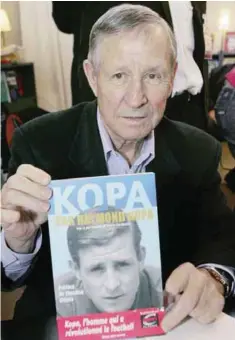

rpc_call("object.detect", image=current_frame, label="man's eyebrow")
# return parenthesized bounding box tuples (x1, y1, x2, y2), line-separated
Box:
(89, 263, 103, 270)
(111, 66, 129, 73)
(145, 66, 165, 73)
(115, 257, 134, 263)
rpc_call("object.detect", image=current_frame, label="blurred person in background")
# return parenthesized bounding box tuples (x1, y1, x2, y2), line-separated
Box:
(208, 64, 235, 193)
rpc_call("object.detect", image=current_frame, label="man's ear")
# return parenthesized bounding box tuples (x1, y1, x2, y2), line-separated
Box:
(68, 260, 81, 281)
(83, 59, 98, 97)
(139, 246, 146, 271)
(167, 62, 178, 98)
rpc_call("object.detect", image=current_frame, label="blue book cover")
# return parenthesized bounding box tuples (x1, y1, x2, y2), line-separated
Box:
(48, 173, 165, 339)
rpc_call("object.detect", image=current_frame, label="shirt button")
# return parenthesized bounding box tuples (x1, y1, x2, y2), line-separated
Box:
(16, 260, 20, 265)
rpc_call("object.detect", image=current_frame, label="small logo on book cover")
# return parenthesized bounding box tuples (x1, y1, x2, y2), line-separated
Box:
(140, 312, 159, 328)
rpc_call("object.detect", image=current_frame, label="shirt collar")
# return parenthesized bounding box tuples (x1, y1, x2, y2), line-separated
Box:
(97, 108, 155, 162)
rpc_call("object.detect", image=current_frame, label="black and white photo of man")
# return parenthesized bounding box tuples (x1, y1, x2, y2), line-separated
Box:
(55, 208, 162, 316)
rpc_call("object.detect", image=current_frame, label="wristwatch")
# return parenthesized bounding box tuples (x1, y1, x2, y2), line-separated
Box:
(202, 266, 232, 298)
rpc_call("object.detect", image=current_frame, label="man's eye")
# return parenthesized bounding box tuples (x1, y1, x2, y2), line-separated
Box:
(114, 73, 124, 79)
(148, 73, 162, 80)
(90, 265, 103, 273)
(116, 261, 131, 269)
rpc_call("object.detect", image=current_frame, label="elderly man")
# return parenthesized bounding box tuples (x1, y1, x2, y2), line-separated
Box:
(52, 1, 208, 131)
(1, 4, 235, 335)
(55, 209, 162, 316)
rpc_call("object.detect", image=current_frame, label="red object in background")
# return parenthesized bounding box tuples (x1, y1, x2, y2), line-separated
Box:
(17, 74, 24, 96)
(6, 113, 23, 147)
(1, 59, 11, 64)
(226, 66, 235, 87)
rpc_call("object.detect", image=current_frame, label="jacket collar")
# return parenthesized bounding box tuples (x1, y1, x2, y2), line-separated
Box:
(69, 100, 108, 177)
(69, 101, 180, 184)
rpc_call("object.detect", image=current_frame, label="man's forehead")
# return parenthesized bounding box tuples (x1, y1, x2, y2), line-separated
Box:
(103, 23, 166, 43)
(98, 27, 170, 68)
(103, 60, 168, 72)
(78, 233, 137, 264)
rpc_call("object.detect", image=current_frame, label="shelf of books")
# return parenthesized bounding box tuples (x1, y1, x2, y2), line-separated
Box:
(1, 62, 37, 113)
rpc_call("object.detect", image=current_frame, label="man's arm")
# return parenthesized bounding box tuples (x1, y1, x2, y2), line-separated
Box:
(193, 141, 235, 268)
(1, 229, 42, 282)
(1, 128, 47, 291)
(190, 140, 235, 300)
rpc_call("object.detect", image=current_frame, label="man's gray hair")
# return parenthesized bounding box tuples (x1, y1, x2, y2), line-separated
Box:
(88, 4, 177, 70)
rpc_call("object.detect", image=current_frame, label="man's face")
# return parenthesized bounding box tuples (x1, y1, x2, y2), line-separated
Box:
(84, 24, 175, 143)
(77, 231, 144, 312)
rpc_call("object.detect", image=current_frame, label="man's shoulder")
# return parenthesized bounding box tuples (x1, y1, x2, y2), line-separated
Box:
(10, 101, 97, 173)
(20, 101, 96, 138)
(162, 118, 221, 176)
(168, 119, 219, 151)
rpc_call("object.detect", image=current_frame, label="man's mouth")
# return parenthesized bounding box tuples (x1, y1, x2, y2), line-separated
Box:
(104, 294, 124, 300)
(123, 116, 146, 120)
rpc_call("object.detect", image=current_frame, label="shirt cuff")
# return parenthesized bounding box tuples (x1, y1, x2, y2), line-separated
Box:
(197, 263, 235, 297)
(1, 229, 42, 281)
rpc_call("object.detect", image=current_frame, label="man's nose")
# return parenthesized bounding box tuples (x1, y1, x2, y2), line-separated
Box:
(104, 268, 120, 292)
(125, 80, 147, 108)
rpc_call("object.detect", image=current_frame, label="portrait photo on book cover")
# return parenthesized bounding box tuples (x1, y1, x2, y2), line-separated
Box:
(50, 206, 163, 317)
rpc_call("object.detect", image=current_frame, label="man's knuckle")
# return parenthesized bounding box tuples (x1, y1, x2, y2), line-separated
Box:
(17, 164, 31, 175)
(4, 189, 12, 202)
(7, 174, 17, 188)
(184, 262, 194, 271)
(165, 278, 172, 292)
(17, 164, 25, 173)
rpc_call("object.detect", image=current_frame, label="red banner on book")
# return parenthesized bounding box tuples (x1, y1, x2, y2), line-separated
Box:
(57, 308, 165, 339)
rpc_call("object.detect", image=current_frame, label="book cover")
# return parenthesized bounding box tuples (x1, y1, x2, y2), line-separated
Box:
(1, 71, 11, 103)
(48, 173, 165, 339)
(5, 70, 19, 101)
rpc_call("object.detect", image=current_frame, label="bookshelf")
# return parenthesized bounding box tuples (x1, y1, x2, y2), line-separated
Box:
(1, 62, 37, 113)
(1, 62, 44, 177)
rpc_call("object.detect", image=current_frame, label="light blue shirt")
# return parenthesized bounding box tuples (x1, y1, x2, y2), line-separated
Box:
(97, 110, 155, 175)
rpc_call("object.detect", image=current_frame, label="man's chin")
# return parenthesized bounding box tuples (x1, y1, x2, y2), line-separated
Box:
(102, 305, 131, 313)
(96, 300, 133, 313)
(116, 129, 151, 142)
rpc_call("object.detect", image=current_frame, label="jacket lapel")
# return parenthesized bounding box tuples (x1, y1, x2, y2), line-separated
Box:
(69, 101, 108, 178)
(146, 118, 181, 187)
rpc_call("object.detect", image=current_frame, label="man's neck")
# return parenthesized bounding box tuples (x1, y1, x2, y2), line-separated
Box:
(116, 139, 143, 166)
(105, 125, 144, 166)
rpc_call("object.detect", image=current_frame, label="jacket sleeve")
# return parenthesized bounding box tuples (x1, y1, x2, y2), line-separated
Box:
(192, 141, 235, 307)
(193, 141, 235, 268)
(1, 127, 39, 291)
(52, 1, 83, 34)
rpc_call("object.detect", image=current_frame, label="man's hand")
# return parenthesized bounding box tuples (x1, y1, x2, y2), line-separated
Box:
(161, 262, 225, 332)
(0, 164, 52, 254)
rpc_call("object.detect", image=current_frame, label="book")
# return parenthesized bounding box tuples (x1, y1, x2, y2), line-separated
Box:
(48, 173, 165, 339)
(1, 71, 11, 103)
(5, 70, 20, 101)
